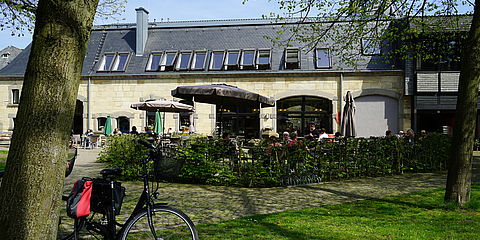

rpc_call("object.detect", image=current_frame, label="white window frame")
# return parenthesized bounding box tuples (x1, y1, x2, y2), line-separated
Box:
(285, 48, 301, 69)
(98, 53, 116, 71)
(175, 51, 193, 71)
(111, 53, 130, 71)
(146, 52, 162, 71)
(240, 49, 256, 69)
(256, 49, 272, 69)
(191, 51, 207, 70)
(315, 48, 331, 69)
(209, 51, 226, 71)
(160, 51, 178, 71)
(361, 38, 381, 55)
(225, 50, 241, 70)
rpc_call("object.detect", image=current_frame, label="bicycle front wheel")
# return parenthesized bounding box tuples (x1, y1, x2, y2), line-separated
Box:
(120, 205, 198, 240)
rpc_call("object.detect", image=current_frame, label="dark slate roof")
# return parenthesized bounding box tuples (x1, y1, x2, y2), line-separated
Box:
(0, 46, 22, 70)
(0, 18, 398, 78)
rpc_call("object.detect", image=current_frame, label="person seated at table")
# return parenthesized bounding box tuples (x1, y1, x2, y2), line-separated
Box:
(304, 122, 320, 139)
(113, 128, 122, 135)
(130, 126, 139, 135)
(317, 128, 329, 141)
(144, 127, 154, 136)
(85, 129, 93, 136)
(287, 131, 300, 147)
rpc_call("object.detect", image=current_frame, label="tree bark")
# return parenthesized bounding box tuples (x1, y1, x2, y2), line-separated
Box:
(444, 1, 480, 206)
(0, 0, 99, 239)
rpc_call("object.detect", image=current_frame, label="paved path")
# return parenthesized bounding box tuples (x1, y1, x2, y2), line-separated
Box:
(63, 148, 453, 226)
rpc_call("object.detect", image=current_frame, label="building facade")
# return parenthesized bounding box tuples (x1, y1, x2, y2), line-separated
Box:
(0, 8, 409, 137)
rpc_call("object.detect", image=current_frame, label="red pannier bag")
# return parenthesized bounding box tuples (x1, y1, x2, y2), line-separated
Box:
(66, 179, 93, 218)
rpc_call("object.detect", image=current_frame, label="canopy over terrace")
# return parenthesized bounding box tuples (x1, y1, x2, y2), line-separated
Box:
(171, 84, 275, 137)
(171, 84, 275, 107)
(131, 99, 195, 136)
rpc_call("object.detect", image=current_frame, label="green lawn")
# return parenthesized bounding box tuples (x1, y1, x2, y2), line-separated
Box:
(198, 185, 480, 240)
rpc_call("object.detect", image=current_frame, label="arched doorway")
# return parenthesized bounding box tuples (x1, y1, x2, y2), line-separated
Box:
(72, 100, 83, 134)
(277, 96, 332, 135)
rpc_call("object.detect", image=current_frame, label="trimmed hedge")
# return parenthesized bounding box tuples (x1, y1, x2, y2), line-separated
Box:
(99, 133, 451, 187)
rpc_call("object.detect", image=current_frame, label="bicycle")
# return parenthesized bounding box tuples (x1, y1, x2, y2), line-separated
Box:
(60, 139, 198, 240)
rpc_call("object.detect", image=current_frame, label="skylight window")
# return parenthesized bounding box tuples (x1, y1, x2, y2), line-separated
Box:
(225, 50, 240, 70)
(285, 48, 300, 69)
(361, 38, 381, 55)
(191, 51, 206, 70)
(315, 49, 330, 68)
(176, 51, 192, 70)
(98, 53, 115, 71)
(146, 53, 162, 71)
(241, 50, 255, 69)
(112, 53, 129, 71)
(160, 51, 178, 71)
(256, 49, 271, 70)
(210, 51, 225, 70)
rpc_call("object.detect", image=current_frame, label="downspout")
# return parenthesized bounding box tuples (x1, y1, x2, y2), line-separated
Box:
(338, 73, 344, 131)
(87, 76, 91, 130)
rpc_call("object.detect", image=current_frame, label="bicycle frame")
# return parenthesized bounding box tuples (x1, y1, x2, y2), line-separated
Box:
(70, 147, 162, 240)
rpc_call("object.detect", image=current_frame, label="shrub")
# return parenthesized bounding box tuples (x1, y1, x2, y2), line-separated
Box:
(98, 133, 452, 187)
(98, 134, 148, 180)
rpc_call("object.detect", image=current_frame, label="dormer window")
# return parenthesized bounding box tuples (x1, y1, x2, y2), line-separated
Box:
(146, 52, 162, 71)
(191, 51, 207, 70)
(111, 53, 129, 71)
(210, 51, 225, 70)
(176, 51, 192, 71)
(256, 49, 271, 70)
(98, 53, 130, 72)
(160, 51, 178, 71)
(98, 53, 115, 71)
(225, 50, 240, 70)
(361, 38, 381, 55)
(285, 48, 300, 69)
(241, 50, 255, 70)
(315, 49, 331, 68)
(1, 53, 9, 58)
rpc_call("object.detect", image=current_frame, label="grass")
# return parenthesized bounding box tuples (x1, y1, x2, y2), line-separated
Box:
(197, 184, 480, 240)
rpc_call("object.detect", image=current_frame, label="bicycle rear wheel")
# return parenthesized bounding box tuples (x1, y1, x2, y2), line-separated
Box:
(120, 205, 198, 240)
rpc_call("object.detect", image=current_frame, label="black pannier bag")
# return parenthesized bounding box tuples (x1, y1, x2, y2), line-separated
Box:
(90, 179, 125, 215)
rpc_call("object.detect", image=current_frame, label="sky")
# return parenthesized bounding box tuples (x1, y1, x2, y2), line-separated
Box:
(0, 0, 281, 50)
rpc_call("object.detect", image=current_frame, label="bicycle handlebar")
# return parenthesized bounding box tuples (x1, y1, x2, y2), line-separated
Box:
(138, 139, 156, 150)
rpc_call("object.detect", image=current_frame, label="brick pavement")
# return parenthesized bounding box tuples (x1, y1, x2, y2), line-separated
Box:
(64, 148, 451, 226)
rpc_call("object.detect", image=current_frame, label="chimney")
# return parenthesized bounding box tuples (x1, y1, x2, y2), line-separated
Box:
(135, 7, 149, 56)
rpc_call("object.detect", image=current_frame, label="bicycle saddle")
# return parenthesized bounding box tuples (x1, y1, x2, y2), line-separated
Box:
(100, 168, 122, 178)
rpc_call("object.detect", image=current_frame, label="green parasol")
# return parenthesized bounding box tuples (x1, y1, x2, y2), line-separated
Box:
(154, 111, 163, 135)
(104, 115, 112, 135)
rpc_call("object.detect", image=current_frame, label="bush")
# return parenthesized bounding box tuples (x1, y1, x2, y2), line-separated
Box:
(175, 133, 451, 187)
(98, 133, 452, 187)
(98, 134, 148, 180)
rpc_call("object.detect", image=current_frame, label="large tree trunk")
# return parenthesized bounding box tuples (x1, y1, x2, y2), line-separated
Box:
(444, 1, 480, 206)
(0, 0, 99, 238)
